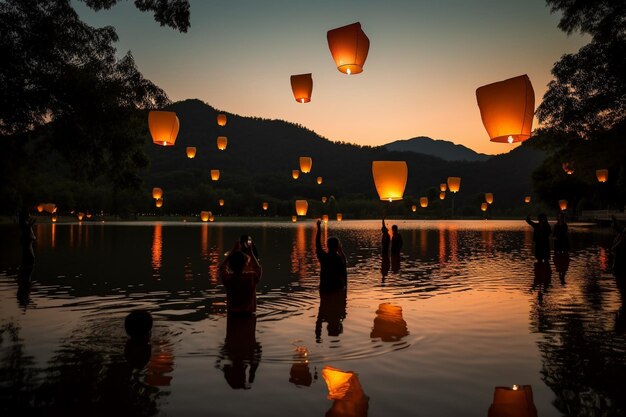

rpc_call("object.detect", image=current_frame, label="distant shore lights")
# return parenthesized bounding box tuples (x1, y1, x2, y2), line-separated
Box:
(327, 22, 370, 75)
(372, 161, 408, 201)
(290, 73, 313, 103)
(149, 111, 179, 146)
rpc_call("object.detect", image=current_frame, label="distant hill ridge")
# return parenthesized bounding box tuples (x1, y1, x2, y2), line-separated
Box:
(385, 137, 492, 162)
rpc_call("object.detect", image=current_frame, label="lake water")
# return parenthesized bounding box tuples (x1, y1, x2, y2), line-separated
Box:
(1, 220, 624, 417)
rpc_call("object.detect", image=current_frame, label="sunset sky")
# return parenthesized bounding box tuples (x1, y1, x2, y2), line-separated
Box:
(76, 0, 587, 155)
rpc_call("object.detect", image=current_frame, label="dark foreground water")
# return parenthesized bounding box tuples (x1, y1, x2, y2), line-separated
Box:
(0, 220, 624, 417)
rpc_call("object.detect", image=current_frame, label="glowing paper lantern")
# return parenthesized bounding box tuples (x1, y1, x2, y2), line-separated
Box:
(186, 147, 196, 159)
(317, 176, 323, 185)
(290, 73, 313, 103)
(412, 205, 417, 212)
(77, 212, 84, 221)
(447, 177, 461, 193)
(476, 74, 535, 144)
(485, 193, 494, 204)
(209, 214, 215, 222)
(51, 213, 57, 223)
(327, 22, 370, 75)
(322, 196, 328, 203)
(440, 183, 447, 192)
(152, 187, 163, 199)
(217, 114, 227, 127)
(299, 157, 312, 173)
(562, 162, 574, 175)
(372, 161, 408, 201)
(481, 203, 488, 212)
(211, 170, 220, 181)
(292, 170, 300, 180)
(524, 196, 531, 203)
(370, 303, 409, 342)
(292, 216, 297, 222)
(558, 200, 567, 211)
(219, 199, 224, 207)
(336, 213, 343, 221)
(295, 200, 308, 216)
(200, 211, 209, 222)
(420, 197, 428, 208)
(262, 202, 268, 211)
(322, 214, 329, 223)
(42, 203, 57, 214)
(86, 213, 92, 219)
(149, 111, 179, 146)
(596, 169, 608, 183)
(488, 385, 538, 417)
(322, 366, 357, 400)
(217, 136, 228, 151)
(36, 204, 44, 213)
(155, 198, 163, 208)
(439, 192, 446, 200)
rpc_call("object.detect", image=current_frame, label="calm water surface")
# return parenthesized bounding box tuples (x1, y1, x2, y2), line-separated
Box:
(1, 220, 624, 417)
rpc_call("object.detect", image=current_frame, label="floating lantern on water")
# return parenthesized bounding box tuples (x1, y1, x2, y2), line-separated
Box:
(485, 193, 494, 204)
(149, 111, 179, 146)
(290, 73, 313, 103)
(219, 199, 224, 207)
(262, 202, 268, 211)
(372, 161, 408, 201)
(186, 147, 196, 159)
(558, 200, 567, 211)
(524, 196, 531, 203)
(200, 211, 209, 222)
(420, 197, 428, 208)
(476, 74, 535, 144)
(51, 213, 57, 223)
(152, 187, 163, 199)
(322, 214, 329, 223)
(370, 303, 409, 342)
(155, 198, 163, 208)
(217, 114, 227, 126)
(211, 170, 220, 181)
(36, 204, 44, 213)
(481, 203, 488, 212)
(327, 22, 370, 75)
(596, 169, 608, 183)
(317, 176, 323, 185)
(217, 136, 227, 151)
(322, 196, 328, 203)
(292, 170, 300, 180)
(439, 192, 446, 200)
(412, 205, 417, 212)
(295, 200, 308, 216)
(440, 183, 447, 192)
(488, 385, 537, 417)
(447, 177, 461, 193)
(299, 157, 312, 173)
(77, 212, 84, 221)
(336, 213, 343, 221)
(292, 215, 297, 222)
(562, 162, 574, 175)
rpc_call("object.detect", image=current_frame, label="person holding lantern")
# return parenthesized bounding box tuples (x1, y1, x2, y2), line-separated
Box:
(526, 214, 552, 263)
(219, 240, 262, 315)
(316, 219, 347, 293)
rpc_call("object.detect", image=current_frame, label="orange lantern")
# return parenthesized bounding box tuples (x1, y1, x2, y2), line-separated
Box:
(262, 202, 268, 211)
(200, 211, 209, 222)
(186, 147, 196, 159)
(488, 385, 537, 417)
(36, 204, 44, 213)
(295, 200, 308, 216)
(447, 177, 461, 193)
(219, 199, 224, 207)
(370, 303, 409, 342)
(439, 192, 446, 200)
(476, 74, 535, 144)
(327, 22, 370, 75)
(292, 170, 300, 179)
(317, 176, 323, 185)
(217, 136, 228, 151)
(209, 214, 215, 222)
(411, 205, 417, 212)
(485, 193, 494, 204)
(152, 187, 163, 199)
(299, 157, 312, 173)
(322, 366, 359, 400)
(217, 114, 227, 127)
(562, 162, 574, 175)
(86, 213, 92, 219)
(149, 111, 179, 146)
(211, 170, 220, 181)
(77, 212, 84, 221)
(558, 199, 567, 211)
(524, 196, 531, 203)
(43, 203, 57, 214)
(481, 203, 488, 212)
(596, 169, 608, 183)
(440, 183, 447, 192)
(336, 213, 343, 221)
(51, 213, 57, 223)
(322, 214, 329, 223)
(155, 198, 163, 208)
(322, 196, 327, 203)
(372, 161, 408, 202)
(292, 215, 297, 222)
(290, 73, 313, 103)
(420, 197, 428, 208)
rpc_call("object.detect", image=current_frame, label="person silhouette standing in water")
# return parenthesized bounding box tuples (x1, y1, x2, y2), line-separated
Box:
(19, 208, 36, 267)
(526, 214, 552, 263)
(552, 213, 570, 283)
(390, 225, 403, 273)
(219, 240, 262, 315)
(381, 217, 390, 256)
(316, 219, 347, 293)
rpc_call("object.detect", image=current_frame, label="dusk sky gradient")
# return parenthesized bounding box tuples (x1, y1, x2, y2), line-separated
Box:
(76, 0, 587, 155)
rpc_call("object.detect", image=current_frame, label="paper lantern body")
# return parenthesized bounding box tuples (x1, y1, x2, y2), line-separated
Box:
(524, 196, 531, 203)
(447, 177, 461, 193)
(322, 214, 329, 223)
(439, 192, 446, 200)
(262, 202, 268, 211)
(299, 157, 312, 173)
(476, 75, 535, 143)
(36, 204, 44, 213)
(562, 162, 574, 175)
(317, 177, 323, 185)
(292, 215, 297, 222)
(149, 111, 179, 146)
(327, 22, 370, 75)
(290, 73, 313, 103)
(186, 147, 196, 159)
(211, 170, 220, 181)
(217, 136, 228, 151)
(43, 203, 57, 214)
(336, 213, 343, 221)
(372, 161, 408, 201)
(217, 114, 227, 127)
(219, 199, 224, 206)
(152, 188, 163, 200)
(481, 203, 488, 212)
(292, 170, 300, 179)
(51, 213, 57, 222)
(411, 205, 417, 212)
(488, 385, 538, 417)
(322, 366, 357, 400)
(596, 169, 608, 183)
(370, 303, 409, 342)
(209, 214, 215, 222)
(420, 197, 428, 208)
(558, 200, 567, 211)
(86, 213, 92, 219)
(485, 193, 494, 204)
(322, 196, 328, 203)
(200, 211, 209, 222)
(440, 183, 447, 192)
(78, 212, 84, 221)
(295, 200, 308, 216)
(155, 198, 163, 208)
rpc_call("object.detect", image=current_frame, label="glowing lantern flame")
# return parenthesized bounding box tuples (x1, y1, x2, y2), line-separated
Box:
(292, 216, 297, 222)
(77, 212, 84, 221)
(317, 176, 323, 185)
(211, 170, 220, 181)
(36, 204, 44, 213)
(481, 203, 488, 212)
(524, 196, 531, 203)
(149, 111, 179, 146)
(558, 199, 567, 211)
(217, 136, 228, 150)
(447, 177, 461, 193)
(322, 215, 329, 223)
(186, 147, 196, 159)
(420, 197, 428, 208)
(322, 196, 328, 203)
(440, 183, 447, 192)
(152, 188, 163, 199)
(295, 200, 308, 216)
(219, 199, 224, 207)
(370, 303, 409, 342)
(42, 203, 57, 214)
(217, 114, 227, 127)
(290, 73, 313, 103)
(209, 214, 215, 222)
(439, 192, 446, 200)
(488, 385, 538, 417)
(51, 213, 57, 222)
(262, 202, 268, 211)
(327, 22, 370, 75)
(412, 205, 417, 212)
(476, 74, 535, 144)
(562, 162, 574, 175)
(336, 213, 343, 221)
(292, 170, 300, 179)
(155, 198, 163, 208)
(485, 193, 494, 204)
(372, 161, 408, 201)
(596, 169, 608, 183)
(200, 211, 209, 222)
(299, 157, 312, 173)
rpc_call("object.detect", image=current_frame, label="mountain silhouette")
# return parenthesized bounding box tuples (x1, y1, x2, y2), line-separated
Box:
(385, 137, 492, 162)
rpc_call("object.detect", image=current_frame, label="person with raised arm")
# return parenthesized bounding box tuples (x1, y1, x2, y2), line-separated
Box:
(315, 219, 347, 293)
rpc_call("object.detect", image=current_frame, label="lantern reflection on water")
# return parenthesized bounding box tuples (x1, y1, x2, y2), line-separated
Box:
(322, 366, 369, 417)
(370, 303, 408, 342)
(488, 385, 537, 417)
(372, 161, 408, 202)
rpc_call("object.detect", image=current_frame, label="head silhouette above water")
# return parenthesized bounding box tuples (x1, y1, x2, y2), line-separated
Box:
(327, 237, 340, 254)
(228, 251, 247, 275)
(392, 225, 398, 233)
(538, 213, 548, 223)
(125, 310, 153, 341)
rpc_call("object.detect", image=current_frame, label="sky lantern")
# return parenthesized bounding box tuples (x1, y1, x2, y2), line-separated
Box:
(149, 111, 179, 146)
(292, 170, 300, 179)
(292, 215, 297, 222)
(558, 199, 567, 211)
(262, 202, 268, 211)
(152, 187, 163, 199)
(412, 205, 417, 212)
(596, 169, 608, 183)
(562, 162, 574, 175)
(372, 161, 408, 201)
(317, 176, 323, 185)
(186, 147, 196, 159)
(524, 196, 531, 203)
(439, 192, 446, 200)
(447, 177, 461, 193)
(370, 303, 409, 342)
(440, 183, 447, 192)
(476, 74, 535, 144)
(209, 214, 215, 222)
(86, 213, 92, 219)
(481, 203, 488, 212)
(36, 204, 44, 213)
(299, 157, 312, 173)
(485, 193, 494, 204)
(322, 214, 329, 223)
(77, 212, 84, 221)
(211, 170, 220, 181)
(488, 385, 538, 417)
(295, 200, 308, 216)
(219, 199, 225, 206)
(327, 22, 370, 75)
(155, 198, 163, 208)
(420, 197, 428, 208)
(322, 196, 328, 203)
(200, 211, 209, 222)
(42, 203, 57, 214)
(336, 213, 343, 221)
(51, 213, 58, 223)
(217, 136, 228, 151)
(290, 73, 313, 103)
(217, 113, 227, 126)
